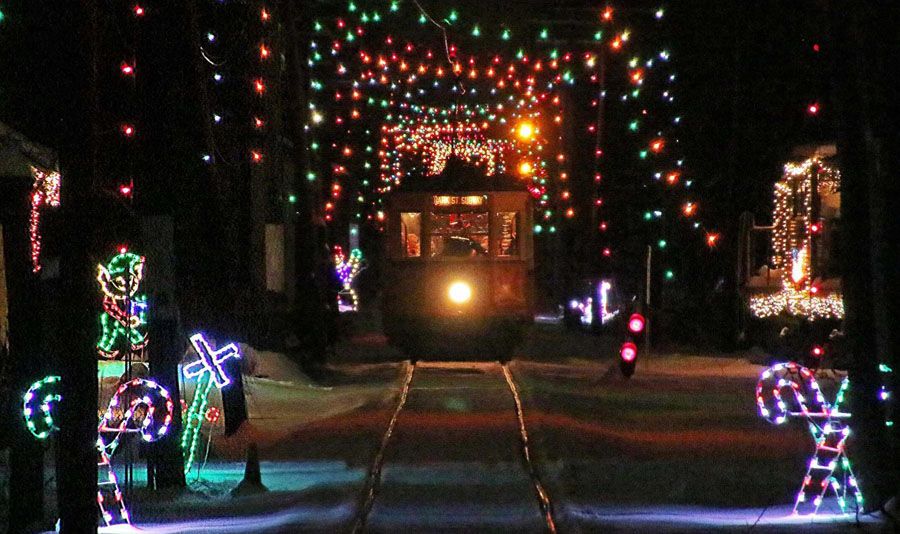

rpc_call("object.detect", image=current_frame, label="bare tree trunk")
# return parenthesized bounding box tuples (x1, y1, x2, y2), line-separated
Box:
(55, 1, 102, 531)
(2, 180, 46, 532)
(829, 1, 899, 511)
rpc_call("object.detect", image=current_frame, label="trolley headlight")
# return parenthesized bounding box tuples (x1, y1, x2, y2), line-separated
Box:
(447, 281, 473, 304)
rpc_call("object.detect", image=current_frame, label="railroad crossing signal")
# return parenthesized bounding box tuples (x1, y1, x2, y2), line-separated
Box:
(620, 313, 645, 378)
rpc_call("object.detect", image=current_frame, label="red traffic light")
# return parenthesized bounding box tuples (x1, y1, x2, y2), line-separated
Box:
(620, 342, 638, 363)
(628, 313, 646, 334)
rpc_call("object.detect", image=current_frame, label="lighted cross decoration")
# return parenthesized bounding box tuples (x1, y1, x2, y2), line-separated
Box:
(181, 332, 241, 474)
(184, 333, 241, 388)
(756, 362, 862, 515)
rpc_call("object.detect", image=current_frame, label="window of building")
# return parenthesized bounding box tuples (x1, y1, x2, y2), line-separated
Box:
(400, 212, 421, 257)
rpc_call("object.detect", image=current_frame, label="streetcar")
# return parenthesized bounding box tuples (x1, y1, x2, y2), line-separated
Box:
(381, 159, 534, 358)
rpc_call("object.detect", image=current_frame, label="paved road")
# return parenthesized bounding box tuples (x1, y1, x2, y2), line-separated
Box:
(357, 361, 554, 534)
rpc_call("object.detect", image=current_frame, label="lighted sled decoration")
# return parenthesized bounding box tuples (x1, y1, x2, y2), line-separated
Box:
(755, 362, 861, 515)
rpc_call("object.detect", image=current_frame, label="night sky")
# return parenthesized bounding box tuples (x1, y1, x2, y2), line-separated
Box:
(0, 0, 835, 340)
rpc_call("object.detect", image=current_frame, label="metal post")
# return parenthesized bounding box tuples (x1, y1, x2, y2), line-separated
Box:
(645, 245, 652, 353)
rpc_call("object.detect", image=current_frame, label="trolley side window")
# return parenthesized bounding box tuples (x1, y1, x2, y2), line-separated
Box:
(429, 212, 489, 258)
(497, 212, 519, 257)
(400, 212, 422, 258)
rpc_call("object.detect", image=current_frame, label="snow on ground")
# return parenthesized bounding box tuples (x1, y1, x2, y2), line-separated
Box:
(183, 347, 406, 460)
(509, 352, 889, 532)
(17, 314, 892, 532)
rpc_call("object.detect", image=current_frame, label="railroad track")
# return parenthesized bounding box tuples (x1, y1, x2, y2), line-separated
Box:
(351, 360, 557, 533)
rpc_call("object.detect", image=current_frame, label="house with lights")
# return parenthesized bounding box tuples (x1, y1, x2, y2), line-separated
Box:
(739, 144, 843, 327)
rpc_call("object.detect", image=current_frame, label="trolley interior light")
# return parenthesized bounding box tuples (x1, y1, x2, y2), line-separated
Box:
(628, 313, 646, 334)
(448, 281, 473, 304)
(620, 342, 638, 362)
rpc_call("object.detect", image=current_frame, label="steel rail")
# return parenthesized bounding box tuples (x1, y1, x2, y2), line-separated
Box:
(502, 364, 558, 534)
(351, 361, 416, 533)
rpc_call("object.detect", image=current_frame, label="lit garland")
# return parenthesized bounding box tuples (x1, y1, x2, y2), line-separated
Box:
(749, 282, 844, 321)
(181, 332, 241, 475)
(22, 376, 174, 526)
(96, 250, 149, 359)
(772, 158, 840, 283)
(28, 166, 61, 273)
(302, 1, 710, 274)
(756, 363, 861, 515)
(334, 246, 364, 313)
(751, 157, 842, 320)
(197, 1, 276, 166)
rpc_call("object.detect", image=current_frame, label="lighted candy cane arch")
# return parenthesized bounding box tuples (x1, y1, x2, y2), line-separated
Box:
(22, 376, 174, 527)
(756, 362, 861, 515)
(181, 333, 241, 474)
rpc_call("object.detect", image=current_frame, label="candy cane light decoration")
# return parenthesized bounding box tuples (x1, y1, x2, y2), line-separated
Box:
(22, 375, 62, 439)
(22, 376, 174, 526)
(756, 362, 861, 515)
(97, 378, 174, 525)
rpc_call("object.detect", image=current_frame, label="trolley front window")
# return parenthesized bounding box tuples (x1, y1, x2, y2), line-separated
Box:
(400, 212, 421, 257)
(429, 212, 489, 258)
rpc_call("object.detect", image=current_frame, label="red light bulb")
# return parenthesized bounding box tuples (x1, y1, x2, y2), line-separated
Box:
(628, 313, 646, 334)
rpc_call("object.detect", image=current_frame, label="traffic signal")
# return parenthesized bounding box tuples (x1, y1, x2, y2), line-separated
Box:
(620, 313, 645, 378)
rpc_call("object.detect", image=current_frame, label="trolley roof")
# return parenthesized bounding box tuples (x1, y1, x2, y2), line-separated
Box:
(397, 158, 525, 194)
